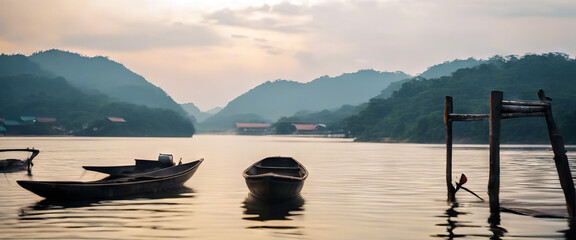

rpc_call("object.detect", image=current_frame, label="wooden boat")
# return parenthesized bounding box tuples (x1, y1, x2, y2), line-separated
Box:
(0, 148, 40, 173)
(82, 153, 177, 176)
(17, 159, 203, 200)
(243, 156, 308, 201)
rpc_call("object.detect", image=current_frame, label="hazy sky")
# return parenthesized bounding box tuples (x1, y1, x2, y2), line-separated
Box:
(1, 0, 575, 110)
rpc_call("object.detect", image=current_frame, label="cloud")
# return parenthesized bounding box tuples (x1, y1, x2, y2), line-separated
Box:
(468, 0, 576, 18)
(60, 22, 223, 51)
(2, 0, 576, 110)
(202, 3, 312, 33)
(204, 0, 576, 75)
(272, 1, 307, 15)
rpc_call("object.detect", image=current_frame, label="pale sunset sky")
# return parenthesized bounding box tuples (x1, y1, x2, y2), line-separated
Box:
(1, 0, 575, 110)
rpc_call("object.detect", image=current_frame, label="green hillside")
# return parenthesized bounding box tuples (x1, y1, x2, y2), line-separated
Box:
(342, 53, 576, 144)
(374, 58, 486, 100)
(0, 54, 194, 137)
(28, 50, 186, 115)
(202, 69, 411, 131)
(419, 58, 485, 79)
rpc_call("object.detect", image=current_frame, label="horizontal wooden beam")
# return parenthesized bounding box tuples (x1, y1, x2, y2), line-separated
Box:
(502, 105, 547, 114)
(449, 114, 489, 121)
(502, 100, 550, 107)
(450, 112, 545, 121)
(502, 112, 545, 119)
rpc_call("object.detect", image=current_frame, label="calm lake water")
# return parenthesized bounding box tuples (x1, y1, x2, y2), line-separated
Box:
(1, 135, 576, 239)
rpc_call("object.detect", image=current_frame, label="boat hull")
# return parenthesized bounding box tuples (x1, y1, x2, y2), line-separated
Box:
(245, 175, 305, 201)
(243, 157, 307, 201)
(18, 160, 202, 200)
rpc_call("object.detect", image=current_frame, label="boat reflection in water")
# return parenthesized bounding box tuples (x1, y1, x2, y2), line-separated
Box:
(19, 186, 196, 220)
(242, 193, 305, 222)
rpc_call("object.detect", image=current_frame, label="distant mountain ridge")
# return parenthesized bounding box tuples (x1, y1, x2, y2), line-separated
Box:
(0, 54, 194, 137)
(28, 49, 185, 115)
(374, 58, 486, 100)
(0, 54, 54, 77)
(181, 102, 214, 122)
(202, 69, 411, 130)
(343, 53, 576, 143)
(418, 57, 485, 79)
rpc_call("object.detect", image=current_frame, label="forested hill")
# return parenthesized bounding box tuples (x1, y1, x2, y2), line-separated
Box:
(28, 49, 185, 115)
(374, 58, 486, 100)
(202, 69, 411, 130)
(419, 58, 485, 79)
(343, 53, 576, 144)
(0, 54, 54, 77)
(0, 54, 194, 137)
(181, 102, 213, 122)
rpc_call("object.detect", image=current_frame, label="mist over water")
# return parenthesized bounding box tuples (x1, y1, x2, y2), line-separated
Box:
(0, 136, 574, 239)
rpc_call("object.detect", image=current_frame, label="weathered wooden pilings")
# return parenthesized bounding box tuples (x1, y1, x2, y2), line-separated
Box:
(444, 90, 576, 222)
(444, 96, 456, 202)
(538, 90, 576, 219)
(488, 91, 502, 223)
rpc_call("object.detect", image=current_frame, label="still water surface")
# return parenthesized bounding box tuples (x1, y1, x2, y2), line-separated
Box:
(1, 135, 575, 239)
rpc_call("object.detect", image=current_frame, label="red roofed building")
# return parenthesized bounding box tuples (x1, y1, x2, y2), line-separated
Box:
(36, 117, 57, 123)
(107, 117, 127, 123)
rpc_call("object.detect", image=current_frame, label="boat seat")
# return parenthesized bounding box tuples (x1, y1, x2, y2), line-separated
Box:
(253, 165, 302, 176)
(255, 165, 300, 170)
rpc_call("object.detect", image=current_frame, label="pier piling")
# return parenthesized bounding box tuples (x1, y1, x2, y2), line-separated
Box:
(444, 90, 575, 223)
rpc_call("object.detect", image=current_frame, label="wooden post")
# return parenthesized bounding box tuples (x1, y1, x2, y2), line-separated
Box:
(488, 91, 502, 224)
(445, 96, 456, 201)
(538, 90, 576, 220)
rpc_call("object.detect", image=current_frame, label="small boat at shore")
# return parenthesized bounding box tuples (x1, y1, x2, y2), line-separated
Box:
(17, 158, 203, 200)
(243, 156, 308, 201)
(0, 148, 40, 173)
(83, 153, 177, 176)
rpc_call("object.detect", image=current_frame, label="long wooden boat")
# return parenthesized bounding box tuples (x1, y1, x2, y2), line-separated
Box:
(17, 159, 203, 200)
(0, 148, 40, 173)
(82, 154, 177, 176)
(243, 156, 308, 201)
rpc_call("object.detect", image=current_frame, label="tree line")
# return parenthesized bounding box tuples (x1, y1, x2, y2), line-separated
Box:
(338, 53, 576, 143)
(0, 74, 195, 137)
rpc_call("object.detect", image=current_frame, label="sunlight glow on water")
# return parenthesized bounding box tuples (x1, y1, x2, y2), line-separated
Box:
(1, 136, 575, 239)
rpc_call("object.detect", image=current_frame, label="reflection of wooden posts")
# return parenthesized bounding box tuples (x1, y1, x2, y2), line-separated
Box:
(444, 90, 576, 221)
(488, 91, 502, 222)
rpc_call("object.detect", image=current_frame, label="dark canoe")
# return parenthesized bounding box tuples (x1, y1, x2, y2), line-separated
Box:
(0, 148, 40, 173)
(83, 159, 175, 176)
(17, 159, 203, 200)
(243, 157, 308, 201)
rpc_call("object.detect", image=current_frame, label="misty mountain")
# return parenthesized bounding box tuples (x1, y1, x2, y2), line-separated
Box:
(343, 53, 576, 143)
(202, 69, 411, 130)
(0, 53, 194, 137)
(0, 54, 54, 77)
(0, 75, 194, 137)
(373, 58, 486, 100)
(418, 57, 485, 79)
(205, 107, 222, 114)
(181, 102, 213, 122)
(28, 50, 186, 115)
